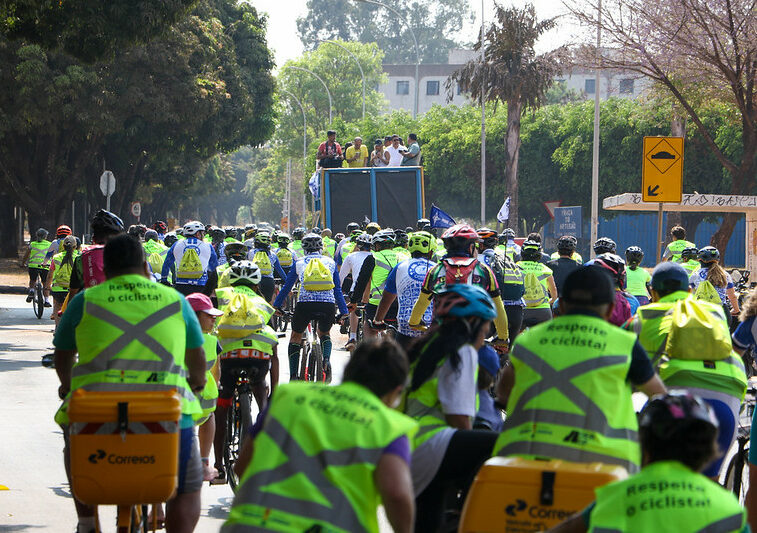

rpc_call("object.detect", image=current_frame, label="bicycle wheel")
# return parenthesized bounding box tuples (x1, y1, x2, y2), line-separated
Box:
(309, 341, 323, 383)
(224, 394, 242, 490)
(299, 339, 311, 380)
(228, 390, 252, 490)
(33, 283, 44, 319)
(723, 447, 750, 504)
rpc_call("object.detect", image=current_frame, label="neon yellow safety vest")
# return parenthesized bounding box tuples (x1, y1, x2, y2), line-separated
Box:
(216, 285, 274, 319)
(630, 292, 746, 399)
(219, 324, 278, 357)
(666, 239, 696, 262)
(369, 249, 400, 305)
(517, 260, 552, 309)
(223, 381, 417, 533)
(340, 241, 357, 262)
(394, 247, 411, 262)
(588, 461, 746, 532)
(28, 240, 51, 269)
(549, 251, 583, 263)
(55, 274, 201, 425)
(322, 236, 336, 258)
(291, 240, 304, 259)
(682, 259, 699, 276)
(195, 333, 219, 425)
(51, 251, 78, 292)
(494, 313, 640, 473)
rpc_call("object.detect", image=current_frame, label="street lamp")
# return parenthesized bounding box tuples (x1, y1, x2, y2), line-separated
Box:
(480, 0, 486, 226)
(282, 65, 333, 124)
(280, 89, 308, 226)
(590, 0, 602, 256)
(321, 40, 366, 120)
(355, 0, 420, 118)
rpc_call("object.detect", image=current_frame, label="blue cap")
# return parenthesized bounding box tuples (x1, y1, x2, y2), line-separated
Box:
(478, 345, 500, 376)
(651, 262, 690, 292)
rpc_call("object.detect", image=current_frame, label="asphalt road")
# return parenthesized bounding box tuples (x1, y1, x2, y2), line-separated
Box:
(0, 293, 357, 532)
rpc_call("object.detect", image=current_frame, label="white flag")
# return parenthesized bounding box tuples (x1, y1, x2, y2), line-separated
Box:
(497, 197, 510, 223)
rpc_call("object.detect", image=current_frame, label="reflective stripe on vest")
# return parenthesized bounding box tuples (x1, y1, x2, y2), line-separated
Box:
(495, 315, 639, 473)
(29, 240, 51, 269)
(369, 249, 399, 304)
(218, 328, 278, 355)
(660, 355, 747, 400)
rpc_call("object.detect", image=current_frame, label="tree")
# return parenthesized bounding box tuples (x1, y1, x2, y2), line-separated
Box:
(448, 4, 565, 229)
(567, 0, 757, 257)
(0, 0, 198, 62)
(296, 0, 473, 64)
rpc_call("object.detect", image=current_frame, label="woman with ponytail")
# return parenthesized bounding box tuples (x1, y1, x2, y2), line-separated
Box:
(45, 235, 78, 328)
(403, 283, 499, 532)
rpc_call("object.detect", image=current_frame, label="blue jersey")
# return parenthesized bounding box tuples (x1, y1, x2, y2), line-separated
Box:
(161, 237, 218, 286)
(384, 257, 434, 337)
(247, 247, 286, 279)
(273, 253, 348, 315)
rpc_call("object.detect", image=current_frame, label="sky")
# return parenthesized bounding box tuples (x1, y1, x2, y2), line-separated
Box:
(246, 0, 579, 69)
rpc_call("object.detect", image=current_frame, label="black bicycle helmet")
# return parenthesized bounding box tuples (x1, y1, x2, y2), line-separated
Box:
(698, 246, 720, 264)
(417, 218, 431, 231)
(225, 227, 236, 238)
(394, 228, 409, 247)
(557, 235, 577, 251)
(346, 222, 360, 235)
(224, 242, 248, 262)
(91, 209, 125, 234)
(128, 225, 142, 238)
(477, 228, 498, 249)
(625, 246, 644, 266)
(163, 232, 178, 247)
(520, 240, 542, 261)
(681, 247, 698, 262)
(144, 229, 159, 242)
(301, 233, 323, 253)
(594, 253, 627, 289)
(593, 237, 617, 255)
(640, 391, 718, 440)
(292, 227, 306, 240)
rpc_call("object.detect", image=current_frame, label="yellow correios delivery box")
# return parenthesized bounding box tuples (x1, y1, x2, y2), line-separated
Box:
(68, 389, 182, 506)
(459, 457, 628, 532)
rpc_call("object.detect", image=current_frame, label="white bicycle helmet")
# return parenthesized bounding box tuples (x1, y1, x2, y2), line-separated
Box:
(229, 260, 262, 286)
(355, 232, 373, 248)
(183, 220, 205, 236)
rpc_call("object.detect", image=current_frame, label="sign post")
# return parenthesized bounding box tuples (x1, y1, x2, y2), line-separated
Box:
(642, 136, 684, 261)
(99, 171, 116, 211)
(130, 201, 141, 222)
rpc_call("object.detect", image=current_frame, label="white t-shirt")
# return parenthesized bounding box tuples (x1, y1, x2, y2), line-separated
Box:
(339, 250, 371, 291)
(410, 344, 478, 494)
(386, 145, 407, 166)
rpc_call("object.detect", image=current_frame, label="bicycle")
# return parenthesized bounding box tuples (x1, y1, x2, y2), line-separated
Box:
(31, 272, 45, 319)
(723, 386, 756, 504)
(223, 368, 254, 490)
(299, 317, 326, 383)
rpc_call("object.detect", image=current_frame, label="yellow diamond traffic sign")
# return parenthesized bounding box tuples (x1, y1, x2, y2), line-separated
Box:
(642, 136, 684, 202)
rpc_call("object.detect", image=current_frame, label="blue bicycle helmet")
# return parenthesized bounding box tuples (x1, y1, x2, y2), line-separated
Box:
(434, 284, 497, 321)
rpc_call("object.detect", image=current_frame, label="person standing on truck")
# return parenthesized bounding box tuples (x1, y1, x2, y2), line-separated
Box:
(401, 133, 421, 166)
(386, 134, 407, 166)
(316, 130, 343, 169)
(344, 136, 369, 167)
(371, 138, 390, 167)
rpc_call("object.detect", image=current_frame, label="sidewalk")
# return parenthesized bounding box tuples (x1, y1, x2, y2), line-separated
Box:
(0, 257, 30, 294)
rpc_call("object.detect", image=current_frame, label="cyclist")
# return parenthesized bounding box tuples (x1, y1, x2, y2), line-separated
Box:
(216, 243, 248, 289)
(373, 230, 436, 348)
(494, 267, 666, 474)
(321, 228, 337, 257)
(53, 234, 207, 533)
(213, 261, 277, 485)
(164, 231, 178, 248)
(274, 232, 295, 275)
(365, 221, 381, 235)
(547, 236, 581, 295)
(161, 220, 218, 296)
(478, 227, 525, 341)
(338, 232, 372, 350)
(273, 233, 348, 383)
(185, 293, 223, 483)
(625, 246, 652, 305)
(351, 229, 402, 338)
(246, 231, 286, 304)
(143, 229, 168, 281)
(626, 262, 745, 481)
(551, 393, 747, 533)
(409, 223, 509, 349)
(680, 246, 700, 276)
(417, 217, 431, 231)
(663, 225, 696, 263)
(336, 228, 364, 268)
(518, 240, 558, 329)
(127, 224, 143, 241)
(223, 339, 416, 533)
(45, 235, 78, 328)
(334, 221, 360, 259)
(404, 284, 500, 532)
(549, 235, 583, 263)
(393, 228, 411, 261)
(153, 220, 168, 241)
(498, 228, 521, 262)
(66, 209, 125, 298)
(22, 228, 52, 306)
(690, 246, 740, 321)
(208, 226, 227, 265)
(290, 227, 306, 258)
(585, 237, 617, 265)
(594, 252, 638, 325)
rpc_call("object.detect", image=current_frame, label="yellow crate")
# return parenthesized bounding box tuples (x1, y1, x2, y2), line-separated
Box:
(459, 457, 628, 532)
(68, 389, 182, 506)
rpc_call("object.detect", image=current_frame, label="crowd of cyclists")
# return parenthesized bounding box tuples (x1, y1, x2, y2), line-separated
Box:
(18, 208, 757, 532)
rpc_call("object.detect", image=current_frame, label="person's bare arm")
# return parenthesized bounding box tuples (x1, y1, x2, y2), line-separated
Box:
(496, 362, 515, 408)
(547, 276, 558, 304)
(20, 247, 30, 266)
(373, 292, 397, 324)
(375, 453, 414, 533)
(270, 346, 279, 395)
(637, 374, 666, 397)
(746, 463, 757, 532)
(727, 287, 741, 315)
(185, 346, 207, 393)
(55, 349, 77, 398)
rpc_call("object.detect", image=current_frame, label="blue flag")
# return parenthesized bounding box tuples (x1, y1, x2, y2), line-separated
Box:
(308, 170, 320, 198)
(430, 204, 456, 229)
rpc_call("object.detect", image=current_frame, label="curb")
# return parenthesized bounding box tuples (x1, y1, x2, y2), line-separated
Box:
(0, 286, 27, 295)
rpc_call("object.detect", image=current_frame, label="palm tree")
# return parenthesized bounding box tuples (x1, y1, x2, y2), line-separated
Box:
(448, 4, 564, 229)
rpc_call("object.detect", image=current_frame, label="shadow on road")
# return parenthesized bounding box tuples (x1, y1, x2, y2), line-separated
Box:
(0, 525, 46, 531)
(49, 483, 73, 499)
(207, 496, 233, 520)
(0, 357, 45, 372)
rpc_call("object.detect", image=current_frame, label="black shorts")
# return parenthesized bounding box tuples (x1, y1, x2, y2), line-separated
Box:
(259, 277, 275, 302)
(292, 301, 335, 334)
(51, 291, 67, 304)
(28, 267, 48, 285)
(174, 283, 212, 297)
(218, 358, 269, 399)
(364, 302, 398, 322)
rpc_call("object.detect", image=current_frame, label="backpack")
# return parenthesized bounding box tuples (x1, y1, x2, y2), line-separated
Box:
(177, 245, 204, 279)
(303, 257, 334, 291)
(522, 271, 547, 308)
(500, 261, 526, 301)
(277, 248, 294, 268)
(442, 257, 478, 286)
(82, 245, 105, 288)
(147, 251, 164, 275)
(252, 250, 273, 276)
(665, 298, 732, 361)
(694, 280, 721, 305)
(216, 292, 264, 340)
